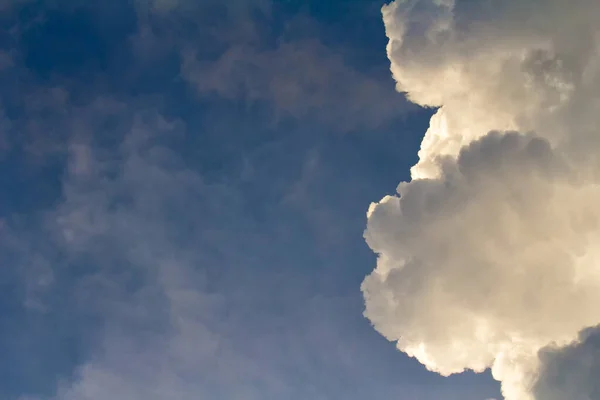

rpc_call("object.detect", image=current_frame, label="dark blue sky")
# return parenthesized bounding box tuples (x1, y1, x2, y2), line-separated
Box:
(0, 1, 500, 399)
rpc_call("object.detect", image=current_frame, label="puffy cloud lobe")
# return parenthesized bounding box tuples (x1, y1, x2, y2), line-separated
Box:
(363, 132, 600, 399)
(382, 0, 600, 179)
(364, 0, 600, 398)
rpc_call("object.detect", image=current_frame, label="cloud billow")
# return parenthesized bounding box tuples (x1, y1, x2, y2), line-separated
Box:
(362, 0, 600, 399)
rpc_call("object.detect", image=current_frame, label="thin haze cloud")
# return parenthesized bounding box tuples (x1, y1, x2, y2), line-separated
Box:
(10, 0, 598, 399)
(0, 1, 467, 400)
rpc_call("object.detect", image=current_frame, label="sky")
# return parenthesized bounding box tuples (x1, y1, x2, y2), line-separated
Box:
(0, 1, 501, 399)
(4, 1, 600, 400)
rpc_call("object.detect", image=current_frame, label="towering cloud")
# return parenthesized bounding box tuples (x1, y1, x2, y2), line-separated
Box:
(362, 0, 600, 399)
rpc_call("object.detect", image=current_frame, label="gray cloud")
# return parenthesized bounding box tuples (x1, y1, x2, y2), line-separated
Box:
(133, 0, 411, 132)
(533, 326, 600, 400)
(0, 90, 416, 399)
(0, 1, 501, 399)
(181, 37, 408, 131)
(4, 106, 287, 399)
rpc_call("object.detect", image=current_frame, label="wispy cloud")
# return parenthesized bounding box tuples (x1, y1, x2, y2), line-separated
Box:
(136, 0, 411, 131)
(0, 1, 501, 400)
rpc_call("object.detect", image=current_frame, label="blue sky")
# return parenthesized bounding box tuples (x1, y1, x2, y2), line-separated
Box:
(0, 1, 500, 399)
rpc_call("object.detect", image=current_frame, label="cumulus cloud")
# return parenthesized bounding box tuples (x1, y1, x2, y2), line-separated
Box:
(381, 0, 600, 179)
(363, 0, 600, 399)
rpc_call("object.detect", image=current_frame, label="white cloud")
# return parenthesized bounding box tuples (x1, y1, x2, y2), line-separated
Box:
(381, 0, 600, 179)
(363, 1, 600, 399)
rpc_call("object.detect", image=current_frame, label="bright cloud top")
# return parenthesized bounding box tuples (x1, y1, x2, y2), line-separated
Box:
(362, 1, 600, 399)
